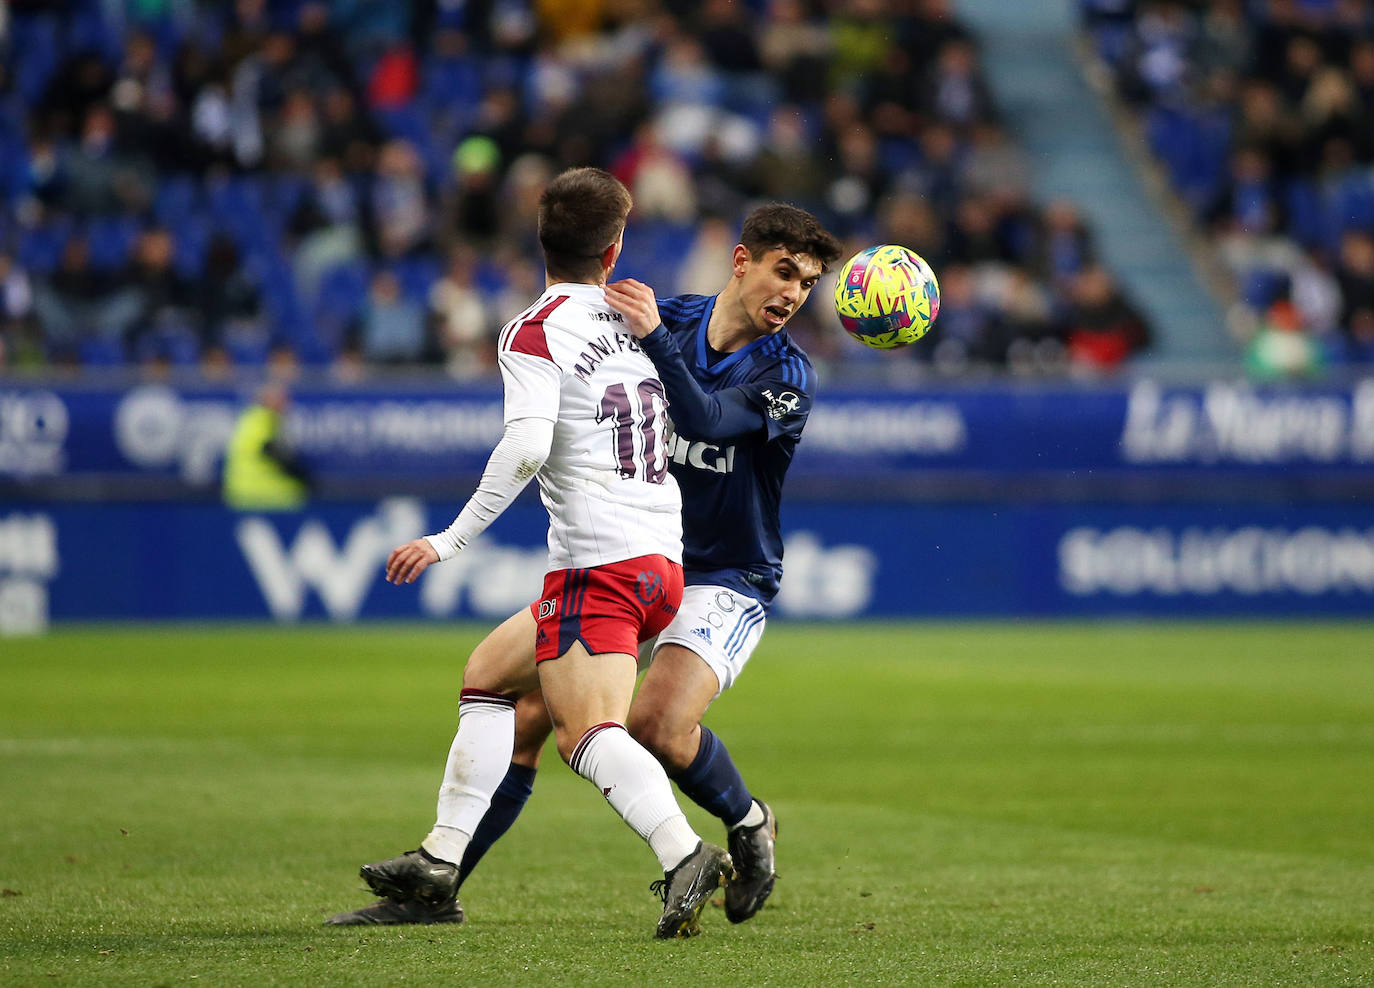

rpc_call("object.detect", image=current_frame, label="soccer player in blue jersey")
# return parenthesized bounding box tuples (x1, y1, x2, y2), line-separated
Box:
(328, 203, 842, 929)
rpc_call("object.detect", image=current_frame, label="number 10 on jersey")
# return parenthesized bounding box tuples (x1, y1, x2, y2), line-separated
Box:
(597, 379, 670, 484)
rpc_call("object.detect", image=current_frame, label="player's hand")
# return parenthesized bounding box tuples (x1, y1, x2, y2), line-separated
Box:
(604, 279, 661, 339)
(386, 538, 440, 585)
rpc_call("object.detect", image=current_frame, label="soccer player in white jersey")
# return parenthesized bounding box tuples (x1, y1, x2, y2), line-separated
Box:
(327, 168, 731, 939)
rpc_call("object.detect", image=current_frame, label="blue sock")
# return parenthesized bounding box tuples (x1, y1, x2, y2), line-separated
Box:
(671, 726, 754, 827)
(457, 762, 536, 889)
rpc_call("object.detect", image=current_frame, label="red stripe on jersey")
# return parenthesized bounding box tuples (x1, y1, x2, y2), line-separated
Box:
(501, 295, 567, 361)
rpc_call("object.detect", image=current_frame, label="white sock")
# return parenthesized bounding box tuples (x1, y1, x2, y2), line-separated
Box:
(569, 722, 701, 871)
(420, 689, 517, 866)
(730, 800, 765, 831)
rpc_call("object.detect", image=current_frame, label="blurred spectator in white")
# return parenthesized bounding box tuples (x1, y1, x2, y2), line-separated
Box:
(0, 254, 39, 368)
(1289, 256, 1343, 340)
(429, 247, 492, 379)
(675, 215, 735, 297)
(612, 122, 696, 223)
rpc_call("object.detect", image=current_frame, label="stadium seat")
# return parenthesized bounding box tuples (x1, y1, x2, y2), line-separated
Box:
(423, 57, 484, 107)
(391, 254, 441, 304)
(68, 4, 122, 65)
(85, 215, 140, 272)
(10, 13, 62, 103)
(312, 260, 371, 346)
(154, 174, 201, 227)
(18, 221, 72, 275)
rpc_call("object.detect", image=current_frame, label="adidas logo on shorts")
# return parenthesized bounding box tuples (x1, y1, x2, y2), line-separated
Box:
(690, 626, 712, 644)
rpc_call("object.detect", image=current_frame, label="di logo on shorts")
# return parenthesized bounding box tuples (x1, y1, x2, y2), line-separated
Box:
(538, 597, 558, 619)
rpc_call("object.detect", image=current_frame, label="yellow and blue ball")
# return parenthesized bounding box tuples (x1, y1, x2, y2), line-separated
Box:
(833, 244, 940, 349)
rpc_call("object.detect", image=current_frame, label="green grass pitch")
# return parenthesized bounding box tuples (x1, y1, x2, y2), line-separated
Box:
(2, 622, 1372, 986)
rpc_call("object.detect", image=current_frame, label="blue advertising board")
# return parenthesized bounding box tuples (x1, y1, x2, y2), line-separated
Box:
(3, 378, 1374, 495)
(2, 498, 1372, 633)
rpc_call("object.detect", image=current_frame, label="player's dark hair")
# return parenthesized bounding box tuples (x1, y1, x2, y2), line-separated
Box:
(739, 203, 844, 273)
(538, 167, 633, 283)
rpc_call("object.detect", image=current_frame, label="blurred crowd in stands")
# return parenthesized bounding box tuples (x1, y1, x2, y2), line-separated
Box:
(0, 0, 1159, 381)
(1083, 0, 1374, 377)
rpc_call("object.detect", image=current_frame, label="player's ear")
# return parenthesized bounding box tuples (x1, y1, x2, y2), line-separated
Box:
(602, 232, 624, 275)
(731, 244, 751, 278)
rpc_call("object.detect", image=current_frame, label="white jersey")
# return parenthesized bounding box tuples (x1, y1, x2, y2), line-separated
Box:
(497, 282, 682, 570)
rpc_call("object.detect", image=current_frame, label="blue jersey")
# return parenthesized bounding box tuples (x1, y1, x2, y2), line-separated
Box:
(649, 293, 815, 609)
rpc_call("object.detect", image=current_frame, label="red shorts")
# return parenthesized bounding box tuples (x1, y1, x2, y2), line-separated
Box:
(530, 554, 684, 663)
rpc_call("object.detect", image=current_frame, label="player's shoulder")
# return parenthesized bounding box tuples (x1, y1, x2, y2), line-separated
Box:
(500, 285, 614, 358)
(500, 290, 560, 356)
(753, 330, 817, 393)
(656, 293, 713, 331)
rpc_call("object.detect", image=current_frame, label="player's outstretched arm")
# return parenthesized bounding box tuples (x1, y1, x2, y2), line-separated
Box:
(607, 279, 765, 442)
(386, 417, 554, 588)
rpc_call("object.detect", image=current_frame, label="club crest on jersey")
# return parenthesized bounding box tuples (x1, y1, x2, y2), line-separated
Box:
(761, 389, 800, 420)
(635, 570, 664, 606)
(538, 597, 558, 619)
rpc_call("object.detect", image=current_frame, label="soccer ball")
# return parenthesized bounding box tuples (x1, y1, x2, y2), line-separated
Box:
(833, 245, 940, 349)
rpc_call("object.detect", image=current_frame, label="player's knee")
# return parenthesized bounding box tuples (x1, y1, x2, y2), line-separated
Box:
(460, 650, 499, 691)
(551, 727, 581, 766)
(624, 704, 657, 749)
(627, 711, 694, 771)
